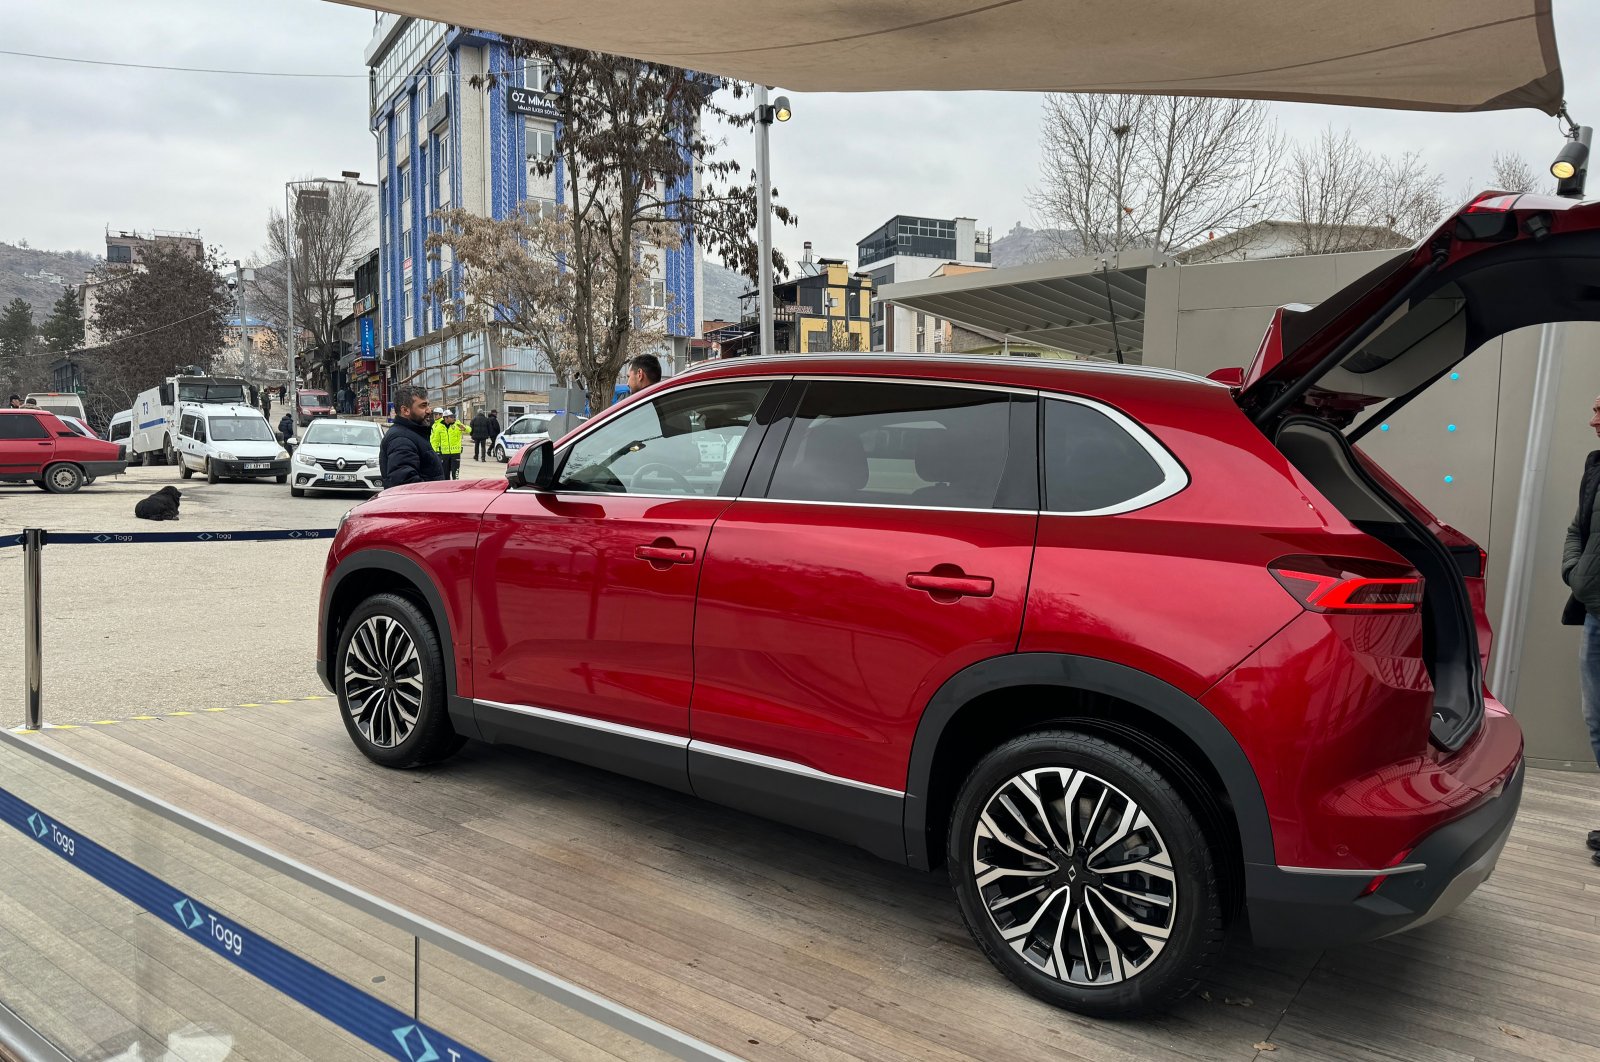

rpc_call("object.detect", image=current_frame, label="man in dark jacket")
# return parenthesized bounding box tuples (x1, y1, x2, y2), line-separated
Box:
(277, 411, 294, 444)
(469, 409, 491, 461)
(380, 385, 445, 488)
(1560, 394, 1600, 865)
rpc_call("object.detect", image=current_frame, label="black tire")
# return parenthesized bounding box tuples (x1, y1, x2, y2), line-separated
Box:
(290, 485, 306, 498)
(41, 463, 84, 495)
(161, 437, 175, 465)
(334, 593, 465, 768)
(83, 476, 96, 486)
(275, 474, 287, 485)
(179, 456, 193, 480)
(493, 444, 506, 463)
(206, 459, 218, 485)
(947, 730, 1222, 1019)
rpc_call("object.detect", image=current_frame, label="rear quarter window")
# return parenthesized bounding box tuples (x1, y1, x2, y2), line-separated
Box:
(1043, 398, 1182, 513)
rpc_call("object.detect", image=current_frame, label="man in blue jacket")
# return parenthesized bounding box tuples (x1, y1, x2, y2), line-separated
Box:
(379, 385, 446, 488)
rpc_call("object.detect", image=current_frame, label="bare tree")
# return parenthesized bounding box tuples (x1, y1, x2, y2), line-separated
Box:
(1029, 93, 1281, 256)
(1491, 151, 1541, 194)
(1283, 127, 1446, 254)
(426, 204, 671, 394)
(250, 179, 376, 381)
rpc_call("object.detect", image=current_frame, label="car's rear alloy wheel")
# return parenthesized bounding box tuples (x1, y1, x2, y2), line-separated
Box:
(336, 593, 465, 768)
(42, 463, 84, 494)
(949, 731, 1222, 1018)
(494, 444, 506, 462)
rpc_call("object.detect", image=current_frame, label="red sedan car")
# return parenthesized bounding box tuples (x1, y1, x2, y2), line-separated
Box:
(317, 191, 1589, 1016)
(0, 408, 127, 492)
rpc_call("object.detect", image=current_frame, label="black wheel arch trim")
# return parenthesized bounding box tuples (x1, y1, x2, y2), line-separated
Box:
(321, 549, 480, 739)
(903, 652, 1275, 873)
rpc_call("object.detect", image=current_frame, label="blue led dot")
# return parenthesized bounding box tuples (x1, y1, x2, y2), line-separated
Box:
(1379, 423, 1390, 432)
(1444, 475, 1455, 484)
(1450, 372, 1461, 381)
(1447, 424, 1457, 432)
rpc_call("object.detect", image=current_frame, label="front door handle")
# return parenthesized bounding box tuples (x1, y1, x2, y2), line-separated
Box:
(636, 543, 696, 566)
(907, 570, 994, 599)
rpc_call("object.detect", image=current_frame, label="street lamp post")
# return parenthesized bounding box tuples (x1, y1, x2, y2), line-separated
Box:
(754, 89, 792, 358)
(284, 182, 299, 419)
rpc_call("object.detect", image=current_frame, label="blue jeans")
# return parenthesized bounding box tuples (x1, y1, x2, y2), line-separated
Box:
(1578, 615, 1600, 768)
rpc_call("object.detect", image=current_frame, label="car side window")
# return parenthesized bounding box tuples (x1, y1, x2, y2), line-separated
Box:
(178, 414, 196, 439)
(766, 381, 1013, 509)
(194, 418, 208, 443)
(555, 381, 771, 496)
(1042, 397, 1177, 513)
(0, 415, 49, 440)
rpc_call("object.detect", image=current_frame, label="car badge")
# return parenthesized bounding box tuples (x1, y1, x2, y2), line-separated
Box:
(336, 458, 346, 470)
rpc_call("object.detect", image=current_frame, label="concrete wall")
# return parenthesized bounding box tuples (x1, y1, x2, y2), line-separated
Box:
(1144, 252, 1600, 770)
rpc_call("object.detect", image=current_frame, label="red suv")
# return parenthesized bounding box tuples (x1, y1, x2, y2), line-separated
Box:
(319, 192, 1589, 1016)
(0, 408, 127, 492)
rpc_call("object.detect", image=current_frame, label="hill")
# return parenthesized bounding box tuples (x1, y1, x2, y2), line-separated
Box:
(989, 223, 1082, 267)
(0, 242, 100, 316)
(702, 259, 749, 322)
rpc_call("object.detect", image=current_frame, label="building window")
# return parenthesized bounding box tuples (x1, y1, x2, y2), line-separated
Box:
(399, 163, 411, 243)
(434, 133, 451, 208)
(378, 122, 389, 174)
(529, 197, 557, 220)
(394, 99, 410, 158)
(107, 245, 132, 264)
(646, 278, 667, 309)
(526, 125, 555, 162)
(525, 61, 550, 93)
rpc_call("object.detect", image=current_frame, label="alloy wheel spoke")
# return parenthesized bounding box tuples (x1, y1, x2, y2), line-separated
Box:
(1013, 769, 1075, 852)
(978, 810, 1054, 864)
(344, 615, 422, 748)
(1089, 801, 1145, 863)
(1087, 886, 1171, 942)
(999, 886, 1070, 943)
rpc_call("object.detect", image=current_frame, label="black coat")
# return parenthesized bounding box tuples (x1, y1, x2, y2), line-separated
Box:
(470, 412, 491, 438)
(380, 415, 446, 488)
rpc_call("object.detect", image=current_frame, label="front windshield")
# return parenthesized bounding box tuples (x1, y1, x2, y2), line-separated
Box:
(62, 418, 93, 438)
(178, 381, 247, 404)
(208, 416, 275, 443)
(302, 422, 381, 448)
(299, 393, 326, 408)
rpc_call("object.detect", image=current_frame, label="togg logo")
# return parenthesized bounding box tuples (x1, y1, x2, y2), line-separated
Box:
(26, 813, 48, 839)
(173, 898, 204, 931)
(392, 1024, 440, 1062)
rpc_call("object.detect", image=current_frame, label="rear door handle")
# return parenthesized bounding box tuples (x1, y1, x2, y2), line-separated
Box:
(907, 571, 994, 598)
(636, 544, 696, 565)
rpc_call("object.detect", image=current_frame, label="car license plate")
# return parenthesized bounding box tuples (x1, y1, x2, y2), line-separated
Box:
(328, 473, 356, 482)
(246, 462, 269, 470)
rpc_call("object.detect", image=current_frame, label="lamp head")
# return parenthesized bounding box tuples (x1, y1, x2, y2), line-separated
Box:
(773, 95, 793, 122)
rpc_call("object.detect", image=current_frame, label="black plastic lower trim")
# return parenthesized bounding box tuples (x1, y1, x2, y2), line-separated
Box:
(688, 747, 906, 862)
(474, 699, 692, 795)
(1244, 760, 1524, 949)
(80, 460, 128, 477)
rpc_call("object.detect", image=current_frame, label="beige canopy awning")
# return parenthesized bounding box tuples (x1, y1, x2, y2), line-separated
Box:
(880, 252, 1163, 361)
(337, 0, 1563, 113)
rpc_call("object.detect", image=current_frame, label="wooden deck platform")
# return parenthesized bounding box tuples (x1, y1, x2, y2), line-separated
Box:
(11, 698, 1600, 1061)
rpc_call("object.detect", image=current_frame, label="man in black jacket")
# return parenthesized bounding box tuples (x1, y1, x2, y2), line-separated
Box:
(1560, 394, 1600, 865)
(469, 409, 491, 461)
(380, 385, 445, 488)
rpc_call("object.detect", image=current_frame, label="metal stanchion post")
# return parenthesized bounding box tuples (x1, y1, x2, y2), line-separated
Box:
(22, 528, 44, 730)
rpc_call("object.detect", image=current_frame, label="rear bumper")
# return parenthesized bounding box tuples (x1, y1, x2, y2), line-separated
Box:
(82, 460, 128, 477)
(1245, 759, 1524, 949)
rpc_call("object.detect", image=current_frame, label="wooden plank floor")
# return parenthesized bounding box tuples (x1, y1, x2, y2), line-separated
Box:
(10, 699, 1600, 1062)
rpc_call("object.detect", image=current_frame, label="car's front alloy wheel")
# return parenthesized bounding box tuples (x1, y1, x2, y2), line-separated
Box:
(949, 731, 1222, 1018)
(335, 593, 465, 768)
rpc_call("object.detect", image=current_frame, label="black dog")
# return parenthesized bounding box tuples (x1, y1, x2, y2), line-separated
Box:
(134, 485, 182, 521)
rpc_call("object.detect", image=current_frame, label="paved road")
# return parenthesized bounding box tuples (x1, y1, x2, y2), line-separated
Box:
(0, 457, 505, 727)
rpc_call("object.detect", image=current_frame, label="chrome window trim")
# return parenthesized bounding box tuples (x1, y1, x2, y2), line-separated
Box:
(1038, 393, 1190, 517)
(678, 351, 1215, 387)
(472, 698, 904, 796)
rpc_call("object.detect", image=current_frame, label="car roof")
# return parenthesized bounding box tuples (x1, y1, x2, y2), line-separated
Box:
(184, 403, 265, 417)
(674, 352, 1222, 403)
(304, 418, 378, 428)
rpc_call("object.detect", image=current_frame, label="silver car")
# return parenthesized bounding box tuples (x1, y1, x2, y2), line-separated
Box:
(288, 418, 382, 497)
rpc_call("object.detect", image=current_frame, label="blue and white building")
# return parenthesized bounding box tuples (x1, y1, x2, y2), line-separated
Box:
(364, 15, 703, 416)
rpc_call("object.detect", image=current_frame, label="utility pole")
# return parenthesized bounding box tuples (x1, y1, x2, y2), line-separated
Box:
(755, 85, 774, 357)
(284, 183, 298, 420)
(234, 260, 254, 387)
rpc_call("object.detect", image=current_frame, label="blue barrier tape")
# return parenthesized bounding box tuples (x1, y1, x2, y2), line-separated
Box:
(0, 529, 337, 548)
(0, 784, 489, 1062)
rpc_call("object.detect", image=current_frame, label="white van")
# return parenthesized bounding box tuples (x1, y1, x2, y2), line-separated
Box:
(172, 403, 289, 485)
(25, 392, 87, 422)
(106, 410, 132, 459)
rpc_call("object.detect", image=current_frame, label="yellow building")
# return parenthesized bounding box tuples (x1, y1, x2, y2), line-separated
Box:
(730, 257, 873, 356)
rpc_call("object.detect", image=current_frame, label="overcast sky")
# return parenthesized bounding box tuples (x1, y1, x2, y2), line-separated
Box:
(2, 0, 1597, 269)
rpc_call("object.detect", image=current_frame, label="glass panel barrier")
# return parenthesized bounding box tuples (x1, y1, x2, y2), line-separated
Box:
(0, 731, 739, 1062)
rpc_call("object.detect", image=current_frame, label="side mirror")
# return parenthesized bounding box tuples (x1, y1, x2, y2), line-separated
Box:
(507, 438, 555, 490)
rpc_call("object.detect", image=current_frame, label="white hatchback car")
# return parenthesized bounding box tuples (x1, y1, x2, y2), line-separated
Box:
(288, 418, 383, 497)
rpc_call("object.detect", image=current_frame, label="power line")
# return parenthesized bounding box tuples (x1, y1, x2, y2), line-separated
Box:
(0, 48, 367, 79)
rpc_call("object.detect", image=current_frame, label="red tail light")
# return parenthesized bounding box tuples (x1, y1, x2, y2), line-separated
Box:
(1269, 556, 1424, 614)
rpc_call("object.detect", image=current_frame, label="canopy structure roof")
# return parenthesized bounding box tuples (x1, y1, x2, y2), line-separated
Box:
(341, 0, 1564, 114)
(879, 253, 1162, 362)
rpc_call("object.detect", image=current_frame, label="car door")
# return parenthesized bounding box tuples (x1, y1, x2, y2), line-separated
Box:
(0, 413, 54, 478)
(469, 377, 784, 791)
(176, 413, 203, 469)
(687, 378, 1039, 856)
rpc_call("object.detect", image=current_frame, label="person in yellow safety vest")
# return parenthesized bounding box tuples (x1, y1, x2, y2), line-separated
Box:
(430, 408, 466, 480)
